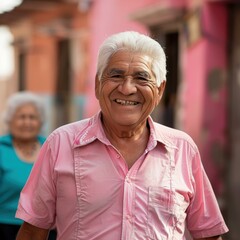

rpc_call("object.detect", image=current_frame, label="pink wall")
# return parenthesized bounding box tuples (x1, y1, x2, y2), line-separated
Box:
(201, 3, 228, 197)
(182, 2, 228, 196)
(182, 39, 207, 143)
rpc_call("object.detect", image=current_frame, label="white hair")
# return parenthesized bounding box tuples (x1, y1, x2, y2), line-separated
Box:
(2, 91, 45, 126)
(96, 31, 167, 86)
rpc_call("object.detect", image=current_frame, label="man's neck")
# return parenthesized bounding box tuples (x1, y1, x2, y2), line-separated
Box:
(101, 118, 149, 141)
(102, 120, 150, 169)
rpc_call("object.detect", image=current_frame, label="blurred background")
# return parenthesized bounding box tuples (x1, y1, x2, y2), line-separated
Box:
(0, 0, 239, 239)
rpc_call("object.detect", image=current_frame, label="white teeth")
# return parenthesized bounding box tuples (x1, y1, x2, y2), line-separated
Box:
(115, 99, 138, 105)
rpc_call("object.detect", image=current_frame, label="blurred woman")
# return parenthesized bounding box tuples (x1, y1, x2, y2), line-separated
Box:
(0, 91, 55, 239)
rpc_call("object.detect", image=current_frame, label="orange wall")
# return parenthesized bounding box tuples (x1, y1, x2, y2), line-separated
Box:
(26, 35, 57, 93)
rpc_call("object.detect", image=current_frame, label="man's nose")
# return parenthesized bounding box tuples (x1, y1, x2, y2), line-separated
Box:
(117, 76, 137, 95)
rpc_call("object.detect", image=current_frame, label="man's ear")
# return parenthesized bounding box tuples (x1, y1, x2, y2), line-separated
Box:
(156, 81, 166, 105)
(95, 75, 100, 99)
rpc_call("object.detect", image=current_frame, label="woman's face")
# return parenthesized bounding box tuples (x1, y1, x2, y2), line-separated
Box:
(9, 103, 42, 141)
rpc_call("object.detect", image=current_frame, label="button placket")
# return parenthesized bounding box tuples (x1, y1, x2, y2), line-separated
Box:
(121, 150, 146, 239)
(121, 169, 137, 240)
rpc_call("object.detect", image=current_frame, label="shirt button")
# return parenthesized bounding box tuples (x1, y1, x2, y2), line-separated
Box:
(126, 215, 132, 223)
(116, 154, 120, 158)
(125, 177, 131, 183)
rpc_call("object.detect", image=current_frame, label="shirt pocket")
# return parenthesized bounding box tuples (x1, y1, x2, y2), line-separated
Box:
(146, 187, 188, 240)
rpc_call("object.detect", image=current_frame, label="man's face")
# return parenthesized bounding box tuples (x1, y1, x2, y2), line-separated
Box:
(95, 50, 165, 128)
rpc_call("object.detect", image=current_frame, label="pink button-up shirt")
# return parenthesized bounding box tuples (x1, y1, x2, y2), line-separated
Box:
(16, 112, 228, 240)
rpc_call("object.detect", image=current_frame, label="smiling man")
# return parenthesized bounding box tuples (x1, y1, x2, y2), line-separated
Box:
(16, 31, 228, 240)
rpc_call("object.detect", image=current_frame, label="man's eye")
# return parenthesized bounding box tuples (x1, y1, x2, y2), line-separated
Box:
(135, 76, 148, 82)
(138, 77, 148, 80)
(111, 74, 123, 78)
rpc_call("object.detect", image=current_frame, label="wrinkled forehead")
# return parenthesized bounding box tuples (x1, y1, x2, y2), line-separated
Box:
(106, 50, 154, 74)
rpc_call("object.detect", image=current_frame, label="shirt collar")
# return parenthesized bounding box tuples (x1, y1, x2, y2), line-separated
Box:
(73, 111, 111, 148)
(73, 111, 176, 149)
(147, 117, 177, 150)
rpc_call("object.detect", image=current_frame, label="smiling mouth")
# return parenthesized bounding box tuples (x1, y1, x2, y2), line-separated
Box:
(114, 99, 139, 106)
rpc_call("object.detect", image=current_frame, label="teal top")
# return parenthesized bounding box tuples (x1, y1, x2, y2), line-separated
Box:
(0, 134, 46, 225)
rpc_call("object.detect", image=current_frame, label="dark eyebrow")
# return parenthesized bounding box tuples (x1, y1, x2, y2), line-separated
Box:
(108, 68, 125, 75)
(107, 68, 152, 79)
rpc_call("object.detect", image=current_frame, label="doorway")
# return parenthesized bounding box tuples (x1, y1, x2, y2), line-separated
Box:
(226, 4, 240, 240)
(18, 52, 26, 91)
(55, 38, 71, 128)
(150, 28, 179, 128)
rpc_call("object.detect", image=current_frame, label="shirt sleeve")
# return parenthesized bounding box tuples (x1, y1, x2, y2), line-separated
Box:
(186, 150, 229, 239)
(15, 136, 56, 229)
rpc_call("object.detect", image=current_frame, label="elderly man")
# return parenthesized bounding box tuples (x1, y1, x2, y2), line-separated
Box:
(16, 31, 228, 240)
